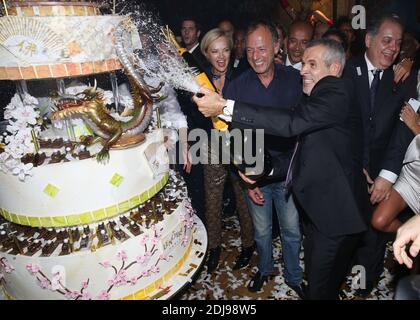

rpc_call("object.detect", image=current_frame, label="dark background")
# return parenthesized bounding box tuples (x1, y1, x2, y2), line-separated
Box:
(1, 0, 419, 121)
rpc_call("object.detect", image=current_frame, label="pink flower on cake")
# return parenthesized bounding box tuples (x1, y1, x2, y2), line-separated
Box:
(64, 291, 80, 300)
(151, 236, 160, 246)
(51, 274, 64, 291)
(38, 277, 51, 290)
(136, 251, 152, 266)
(139, 234, 150, 245)
(0, 258, 15, 273)
(108, 270, 128, 287)
(26, 264, 40, 275)
(140, 270, 150, 278)
(117, 250, 128, 261)
(82, 280, 89, 289)
(81, 291, 92, 300)
(99, 261, 111, 269)
(4, 265, 14, 273)
(186, 217, 194, 229)
(12, 162, 34, 181)
(159, 254, 170, 261)
(150, 266, 160, 274)
(97, 290, 111, 300)
(129, 277, 138, 286)
(181, 235, 189, 246)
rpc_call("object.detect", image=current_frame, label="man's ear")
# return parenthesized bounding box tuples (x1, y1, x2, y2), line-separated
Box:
(330, 62, 341, 76)
(274, 40, 281, 55)
(197, 30, 201, 39)
(365, 33, 372, 49)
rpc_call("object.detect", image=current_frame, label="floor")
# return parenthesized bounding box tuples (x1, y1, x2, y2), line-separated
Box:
(180, 215, 399, 300)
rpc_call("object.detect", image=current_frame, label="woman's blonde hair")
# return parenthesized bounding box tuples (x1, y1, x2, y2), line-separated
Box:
(200, 28, 233, 57)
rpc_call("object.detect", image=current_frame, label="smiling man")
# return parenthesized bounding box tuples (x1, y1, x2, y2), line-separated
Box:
(193, 39, 367, 299)
(343, 13, 419, 297)
(223, 21, 303, 296)
(286, 21, 314, 71)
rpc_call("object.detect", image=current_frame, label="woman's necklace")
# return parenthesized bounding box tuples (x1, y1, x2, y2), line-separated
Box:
(212, 69, 226, 93)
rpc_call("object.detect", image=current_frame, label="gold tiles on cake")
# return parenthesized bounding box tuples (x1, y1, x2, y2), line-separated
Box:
(6, 67, 21, 80)
(66, 214, 81, 226)
(87, 6, 95, 16)
(80, 62, 94, 75)
(134, 289, 147, 300)
(20, 66, 36, 79)
(118, 200, 130, 213)
(144, 282, 157, 296)
(92, 208, 106, 221)
(0, 67, 7, 79)
(28, 216, 41, 227)
(9, 213, 19, 224)
(51, 216, 66, 227)
(154, 277, 164, 289)
(21, 6, 33, 17)
(39, 6, 53, 17)
(139, 191, 149, 203)
(121, 294, 134, 300)
(0, 177, 168, 227)
(35, 65, 52, 78)
(66, 63, 81, 77)
(40, 217, 53, 228)
(74, 5, 86, 16)
(64, 5, 73, 16)
(79, 212, 93, 224)
(105, 205, 118, 218)
(129, 195, 141, 208)
(50, 64, 67, 78)
(93, 60, 107, 73)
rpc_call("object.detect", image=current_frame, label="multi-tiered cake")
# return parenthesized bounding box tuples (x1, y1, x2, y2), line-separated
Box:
(0, 0, 206, 300)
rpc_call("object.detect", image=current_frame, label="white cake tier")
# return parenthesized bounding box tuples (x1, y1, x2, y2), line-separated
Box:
(0, 200, 207, 300)
(0, 15, 140, 79)
(0, 130, 170, 227)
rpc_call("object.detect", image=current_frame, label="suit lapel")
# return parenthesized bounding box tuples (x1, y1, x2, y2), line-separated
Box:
(354, 57, 371, 118)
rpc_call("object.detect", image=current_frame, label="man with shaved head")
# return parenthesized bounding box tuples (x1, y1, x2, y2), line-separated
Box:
(286, 20, 314, 70)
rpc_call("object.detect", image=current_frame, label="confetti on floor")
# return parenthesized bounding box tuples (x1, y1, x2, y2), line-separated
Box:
(180, 215, 400, 300)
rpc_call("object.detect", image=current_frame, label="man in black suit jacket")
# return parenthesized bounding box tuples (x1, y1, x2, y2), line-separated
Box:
(193, 39, 367, 299)
(342, 13, 418, 296)
(180, 18, 208, 70)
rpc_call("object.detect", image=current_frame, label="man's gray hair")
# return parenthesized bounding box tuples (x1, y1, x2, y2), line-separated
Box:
(306, 39, 346, 76)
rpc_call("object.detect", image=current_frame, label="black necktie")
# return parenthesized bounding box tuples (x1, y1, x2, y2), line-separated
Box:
(370, 69, 381, 116)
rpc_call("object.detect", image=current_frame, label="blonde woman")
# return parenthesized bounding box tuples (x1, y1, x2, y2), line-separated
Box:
(200, 28, 255, 273)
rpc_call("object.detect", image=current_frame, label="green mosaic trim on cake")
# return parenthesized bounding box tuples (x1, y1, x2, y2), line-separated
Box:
(0, 173, 169, 227)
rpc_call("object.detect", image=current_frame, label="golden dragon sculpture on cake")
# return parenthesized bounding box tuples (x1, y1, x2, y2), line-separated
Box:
(50, 20, 163, 163)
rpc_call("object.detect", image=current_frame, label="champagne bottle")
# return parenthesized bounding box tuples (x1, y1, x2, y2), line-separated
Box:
(162, 27, 228, 131)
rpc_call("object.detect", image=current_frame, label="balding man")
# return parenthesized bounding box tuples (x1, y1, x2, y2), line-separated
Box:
(286, 21, 314, 70)
(218, 19, 235, 40)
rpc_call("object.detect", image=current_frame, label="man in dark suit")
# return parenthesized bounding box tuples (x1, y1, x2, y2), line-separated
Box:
(175, 17, 211, 224)
(231, 28, 250, 77)
(343, 13, 418, 296)
(180, 18, 208, 70)
(193, 39, 367, 299)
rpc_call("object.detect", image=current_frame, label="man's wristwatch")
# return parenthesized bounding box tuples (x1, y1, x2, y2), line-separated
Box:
(222, 103, 232, 117)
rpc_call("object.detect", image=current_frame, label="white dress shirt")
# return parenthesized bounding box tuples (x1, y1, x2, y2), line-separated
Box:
(188, 43, 200, 54)
(364, 54, 398, 184)
(285, 55, 302, 71)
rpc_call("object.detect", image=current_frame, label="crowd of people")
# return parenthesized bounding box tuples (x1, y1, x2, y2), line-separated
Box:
(171, 10, 420, 300)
